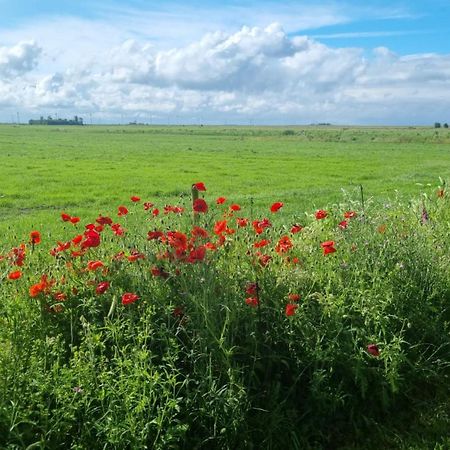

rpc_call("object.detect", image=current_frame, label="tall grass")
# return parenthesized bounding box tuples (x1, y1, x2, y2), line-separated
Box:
(0, 184, 449, 449)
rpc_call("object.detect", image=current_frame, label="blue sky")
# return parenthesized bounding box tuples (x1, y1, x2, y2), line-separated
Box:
(0, 0, 449, 124)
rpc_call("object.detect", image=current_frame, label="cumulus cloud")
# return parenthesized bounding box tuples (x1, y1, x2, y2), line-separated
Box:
(2, 23, 450, 124)
(0, 40, 42, 78)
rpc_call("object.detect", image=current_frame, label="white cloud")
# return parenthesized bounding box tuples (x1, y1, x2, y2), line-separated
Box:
(1, 22, 450, 124)
(0, 40, 41, 77)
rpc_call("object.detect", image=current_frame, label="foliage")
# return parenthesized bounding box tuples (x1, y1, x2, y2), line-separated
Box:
(0, 183, 449, 449)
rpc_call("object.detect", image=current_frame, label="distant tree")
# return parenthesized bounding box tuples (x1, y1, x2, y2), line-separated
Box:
(434, 122, 441, 128)
(444, 123, 449, 128)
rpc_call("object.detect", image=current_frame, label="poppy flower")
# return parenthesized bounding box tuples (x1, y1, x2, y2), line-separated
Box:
(275, 236, 293, 254)
(72, 234, 83, 245)
(191, 226, 209, 239)
(131, 196, 140, 202)
(270, 202, 283, 213)
(29, 274, 53, 298)
(122, 292, 140, 305)
(30, 231, 41, 245)
(315, 210, 328, 220)
(143, 202, 154, 210)
(230, 204, 241, 211)
(81, 230, 101, 249)
(118, 206, 128, 216)
(344, 211, 357, 219)
(128, 251, 145, 262)
(87, 260, 104, 271)
(214, 220, 228, 235)
(96, 215, 113, 226)
(193, 198, 208, 213)
(285, 303, 298, 316)
(252, 218, 272, 234)
(70, 217, 80, 224)
(288, 293, 301, 302)
(321, 240, 336, 255)
(216, 197, 226, 204)
(61, 212, 71, 222)
(95, 281, 110, 294)
(236, 217, 248, 227)
(338, 220, 348, 230)
(111, 223, 125, 236)
(53, 292, 67, 301)
(9, 244, 26, 266)
(167, 231, 188, 252)
(245, 282, 258, 295)
(290, 224, 303, 234)
(193, 182, 206, 191)
(245, 297, 259, 307)
(148, 230, 166, 241)
(258, 253, 272, 267)
(151, 266, 169, 278)
(152, 208, 160, 217)
(8, 270, 22, 280)
(187, 246, 206, 263)
(253, 239, 270, 248)
(367, 344, 380, 357)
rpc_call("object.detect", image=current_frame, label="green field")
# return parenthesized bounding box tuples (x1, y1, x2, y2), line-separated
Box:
(0, 124, 449, 449)
(1, 124, 449, 237)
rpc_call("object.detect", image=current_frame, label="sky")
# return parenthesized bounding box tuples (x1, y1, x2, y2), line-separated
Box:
(0, 0, 449, 125)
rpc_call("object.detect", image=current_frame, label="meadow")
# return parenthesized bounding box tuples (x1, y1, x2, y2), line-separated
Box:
(1, 124, 449, 236)
(0, 124, 449, 449)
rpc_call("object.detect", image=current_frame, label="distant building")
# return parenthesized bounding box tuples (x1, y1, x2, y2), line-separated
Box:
(29, 115, 84, 125)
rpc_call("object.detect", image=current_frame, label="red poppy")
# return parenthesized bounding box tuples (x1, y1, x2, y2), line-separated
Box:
(152, 208, 160, 217)
(29, 274, 53, 298)
(338, 220, 348, 230)
(344, 211, 357, 219)
(167, 231, 188, 252)
(245, 282, 258, 295)
(9, 244, 26, 266)
(118, 206, 128, 216)
(367, 344, 380, 357)
(315, 210, 328, 219)
(285, 303, 298, 316)
(96, 281, 110, 295)
(8, 270, 22, 280)
(70, 217, 80, 224)
(143, 202, 154, 210)
(290, 224, 303, 234)
(30, 230, 41, 245)
(270, 202, 283, 213)
(258, 253, 272, 267)
(111, 223, 125, 236)
(151, 266, 169, 278)
(61, 212, 71, 222)
(148, 230, 166, 241)
(253, 239, 270, 248)
(193, 198, 208, 213)
(81, 230, 101, 249)
(53, 292, 67, 301)
(128, 251, 145, 262)
(87, 260, 104, 271)
(191, 226, 209, 239)
(230, 204, 241, 211)
(187, 246, 206, 263)
(72, 234, 83, 245)
(214, 220, 228, 235)
(96, 215, 113, 225)
(321, 240, 336, 255)
(245, 297, 259, 307)
(236, 217, 248, 227)
(216, 197, 226, 204)
(252, 218, 272, 234)
(164, 205, 184, 214)
(122, 292, 140, 305)
(288, 293, 301, 302)
(275, 236, 293, 254)
(193, 182, 206, 191)
(131, 196, 140, 202)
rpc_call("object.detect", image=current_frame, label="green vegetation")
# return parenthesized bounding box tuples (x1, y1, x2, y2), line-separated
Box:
(0, 124, 449, 237)
(0, 125, 449, 448)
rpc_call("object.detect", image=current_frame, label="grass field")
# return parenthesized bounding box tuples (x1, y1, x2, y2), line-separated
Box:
(0, 124, 449, 449)
(1, 124, 449, 238)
